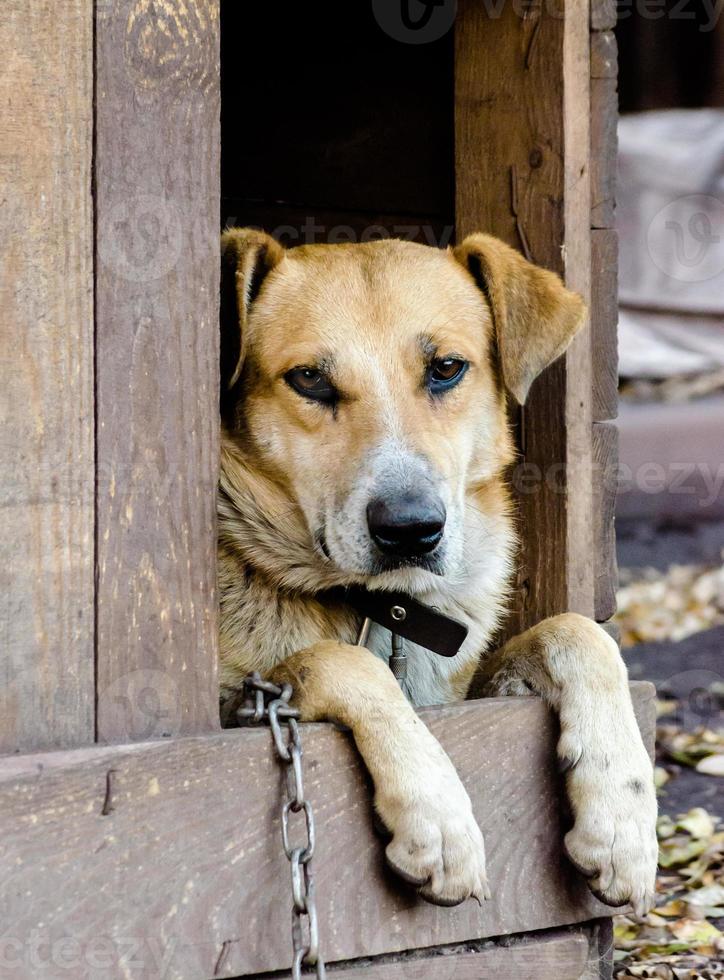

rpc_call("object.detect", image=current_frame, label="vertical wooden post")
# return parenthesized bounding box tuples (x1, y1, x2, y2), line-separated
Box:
(455, 0, 594, 638)
(95, 0, 221, 740)
(0, 0, 95, 753)
(590, 11, 620, 625)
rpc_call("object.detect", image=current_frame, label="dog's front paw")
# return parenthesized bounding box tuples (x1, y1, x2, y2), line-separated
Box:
(561, 731, 658, 916)
(377, 774, 489, 907)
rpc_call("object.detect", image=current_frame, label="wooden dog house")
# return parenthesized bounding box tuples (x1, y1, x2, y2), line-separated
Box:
(1, 1, 650, 977)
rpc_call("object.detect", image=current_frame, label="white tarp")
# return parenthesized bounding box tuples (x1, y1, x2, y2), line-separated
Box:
(617, 110, 724, 378)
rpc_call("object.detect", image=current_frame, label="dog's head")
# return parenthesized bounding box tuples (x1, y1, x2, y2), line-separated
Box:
(221, 229, 584, 589)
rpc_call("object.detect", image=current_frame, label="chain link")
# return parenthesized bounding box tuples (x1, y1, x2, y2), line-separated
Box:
(238, 673, 326, 979)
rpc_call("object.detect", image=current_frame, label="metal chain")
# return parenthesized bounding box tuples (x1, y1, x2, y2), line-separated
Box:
(238, 673, 326, 979)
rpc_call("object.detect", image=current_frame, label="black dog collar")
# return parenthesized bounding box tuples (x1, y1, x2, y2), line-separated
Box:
(323, 586, 468, 659)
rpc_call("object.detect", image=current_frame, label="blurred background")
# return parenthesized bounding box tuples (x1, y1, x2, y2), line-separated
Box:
(609, 7, 724, 976)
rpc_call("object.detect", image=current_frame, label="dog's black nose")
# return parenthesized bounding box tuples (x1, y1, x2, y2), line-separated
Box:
(367, 495, 446, 557)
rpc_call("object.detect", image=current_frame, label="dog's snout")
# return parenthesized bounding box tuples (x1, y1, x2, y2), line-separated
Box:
(366, 495, 446, 558)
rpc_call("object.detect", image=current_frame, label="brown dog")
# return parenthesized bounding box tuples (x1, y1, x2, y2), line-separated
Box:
(218, 228, 658, 912)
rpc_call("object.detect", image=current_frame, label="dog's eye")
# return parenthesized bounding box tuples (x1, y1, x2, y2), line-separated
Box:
(285, 367, 338, 405)
(428, 357, 468, 393)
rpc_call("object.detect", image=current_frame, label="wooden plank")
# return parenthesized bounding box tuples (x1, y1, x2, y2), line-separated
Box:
(589, 22, 618, 627)
(591, 230, 618, 421)
(590, 33, 618, 229)
(563, 0, 595, 623)
(591, 32, 618, 79)
(455, 0, 593, 638)
(591, 0, 617, 31)
(0, 0, 94, 753)
(601, 621, 621, 646)
(593, 423, 619, 623)
(94, 0, 220, 740)
(0, 685, 655, 979)
(326, 931, 590, 980)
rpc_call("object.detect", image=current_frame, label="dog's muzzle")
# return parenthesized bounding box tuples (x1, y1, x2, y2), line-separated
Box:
(366, 493, 446, 559)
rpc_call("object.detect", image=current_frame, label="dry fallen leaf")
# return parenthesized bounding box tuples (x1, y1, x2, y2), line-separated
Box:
(658, 727, 724, 772)
(615, 808, 724, 978)
(614, 564, 724, 977)
(615, 562, 724, 647)
(697, 756, 724, 777)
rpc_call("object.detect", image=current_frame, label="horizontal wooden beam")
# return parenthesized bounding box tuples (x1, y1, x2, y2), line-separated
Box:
(325, 930, 590, 979)
(0, 686, 654, 978)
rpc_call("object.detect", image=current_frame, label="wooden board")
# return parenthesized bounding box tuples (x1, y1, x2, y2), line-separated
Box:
(325, 931, 590, 979)
(455, 0, 593, 639)
(94, 0, 220, 740)
(0, 0, 95, 754)
(0, 685, 655, 979)
(590, 33, 618, 230)
(591, 0, 617, 31)
(591, 31, 618, 80)
(593, 424, 619, 623)
(590, 18, 618, 629)
(591, 230, 619, 422)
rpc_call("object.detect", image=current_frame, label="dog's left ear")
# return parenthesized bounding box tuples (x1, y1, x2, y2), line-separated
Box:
(453, 233, 586, 405)
(220, 227, 285, 392)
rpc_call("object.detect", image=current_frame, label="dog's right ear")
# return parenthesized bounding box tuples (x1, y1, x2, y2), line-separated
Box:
(453, 234, 585, 405)
(220, 228, 285, 392)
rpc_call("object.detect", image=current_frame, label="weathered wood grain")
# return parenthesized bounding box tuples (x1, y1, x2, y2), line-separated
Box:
(326, 931, 590, 979)
(455, 0, 593, 638)
(593, 423, 619, 623)
(95, 0, 220, 740)
(591, 0, 617, 31)
(564, 0, 595, 623)
(591, 230, 618, 421)
(590, 13, 619, 634)
(591, 31, 618, 80)
(590, 33, 618, 230)
(0, 0, 94, 753)
(0, 685, 655, 979)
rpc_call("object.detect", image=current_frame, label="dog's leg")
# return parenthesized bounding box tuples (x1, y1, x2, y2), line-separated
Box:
(270, 640, 489, 907)
(478, 613, 657, 915)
